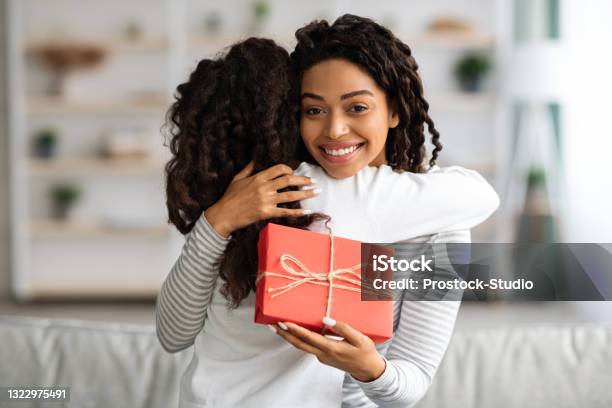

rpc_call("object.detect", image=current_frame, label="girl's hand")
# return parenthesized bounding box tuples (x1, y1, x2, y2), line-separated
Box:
(272, 318, 387, 382)
(204, 162, 318, 238)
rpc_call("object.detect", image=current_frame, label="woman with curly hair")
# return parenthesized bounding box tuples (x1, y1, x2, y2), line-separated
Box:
(156, 18, 498, 408)
(268, 14, 480, 407)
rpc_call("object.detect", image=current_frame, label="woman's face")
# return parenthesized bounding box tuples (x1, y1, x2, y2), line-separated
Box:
(300, 58, 399, 179)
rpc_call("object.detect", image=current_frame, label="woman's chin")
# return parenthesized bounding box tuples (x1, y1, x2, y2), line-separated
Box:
(321, 164, 360, 179)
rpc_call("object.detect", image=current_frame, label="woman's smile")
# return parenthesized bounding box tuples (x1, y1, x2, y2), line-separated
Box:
(318, 141, 366, 163)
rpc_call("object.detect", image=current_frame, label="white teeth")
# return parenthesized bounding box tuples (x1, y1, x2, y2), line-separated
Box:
(323, 145, 359, 156)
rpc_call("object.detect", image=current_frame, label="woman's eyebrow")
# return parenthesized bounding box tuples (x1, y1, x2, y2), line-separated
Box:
(301, 90, 375, 101)
(340, 90, 374, 100)
(301, 92, 324, 101)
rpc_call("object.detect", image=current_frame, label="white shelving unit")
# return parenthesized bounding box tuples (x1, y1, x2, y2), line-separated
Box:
(27, 96, 169, 116)
(7, 0, 512, 300)
(7, 0, 180, 300)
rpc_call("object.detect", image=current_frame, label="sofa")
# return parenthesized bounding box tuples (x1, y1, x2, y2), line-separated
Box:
(1, 315, 611, 408)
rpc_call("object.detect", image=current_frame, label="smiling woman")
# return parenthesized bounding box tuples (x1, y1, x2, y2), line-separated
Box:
(286, 14, 479, 408)
(300, 59, 399, 179)
(292, 14, 444, 181)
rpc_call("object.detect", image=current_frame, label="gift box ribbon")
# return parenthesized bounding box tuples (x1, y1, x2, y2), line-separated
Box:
(256, 232, 362, 320)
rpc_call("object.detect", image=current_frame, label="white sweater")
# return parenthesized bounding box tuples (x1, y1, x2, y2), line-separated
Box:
(296, 162, 498, 242)
(156, 162, 499, 407)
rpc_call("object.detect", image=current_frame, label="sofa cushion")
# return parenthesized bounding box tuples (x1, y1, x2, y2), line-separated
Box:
(0, 315, 191, 408)
(1, 316, 611, 408)
(416, 322, 612, 408)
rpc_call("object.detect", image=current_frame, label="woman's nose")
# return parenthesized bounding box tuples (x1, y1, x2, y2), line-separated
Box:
(326, 113, 350, 139)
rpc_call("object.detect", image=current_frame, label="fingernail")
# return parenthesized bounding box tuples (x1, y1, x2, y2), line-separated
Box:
(302, 209, 313, 215)
(312, 188, 321, 195)
(278, 322, 289, 331)
(310, 178, 317, 184)
(267, 324, 277, 333)
(322, 317, 336, 327)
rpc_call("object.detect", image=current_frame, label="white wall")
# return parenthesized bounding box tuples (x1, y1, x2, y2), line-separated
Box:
(0, 0, 10, 297)
(561, 0, 612, 241)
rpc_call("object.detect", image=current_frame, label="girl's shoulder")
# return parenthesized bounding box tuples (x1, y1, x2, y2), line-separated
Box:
(294, 161, 326, 178)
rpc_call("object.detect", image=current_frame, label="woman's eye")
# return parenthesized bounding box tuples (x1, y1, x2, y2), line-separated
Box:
(305, 107, 323, 115)
(349, 105, 368, 113)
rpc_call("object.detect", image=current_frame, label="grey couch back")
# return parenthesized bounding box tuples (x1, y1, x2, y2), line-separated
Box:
(0, 316, 191, 408)
(1, 316, 611, 408)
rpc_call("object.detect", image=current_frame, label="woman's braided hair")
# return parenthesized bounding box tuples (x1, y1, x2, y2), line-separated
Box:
(292, 14, 443, 172)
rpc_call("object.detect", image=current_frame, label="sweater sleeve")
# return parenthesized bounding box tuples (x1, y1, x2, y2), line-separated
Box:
(342, 230, 466, 407)
(348, 301, 460, 407)
(368, 165, 500, 241)
(296, 162, 500, 243)
(155, 214, 230, 353)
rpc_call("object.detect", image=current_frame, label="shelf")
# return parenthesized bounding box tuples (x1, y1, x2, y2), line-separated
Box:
(188, 32, 495, 51)
(27, 96, 170, 115)
(28, 93, 491, 115)
(427, 92, 496, 111)
(28, 158, 165, 177)
(30, 219, 170, 239)
(25, 37, 169, 53)
(407, 32, 495, 50)
(189, 34, 248, 49)
(436, 161, 497, 176)
(467, 162, 497, 175)
(21, 285, 161, 300)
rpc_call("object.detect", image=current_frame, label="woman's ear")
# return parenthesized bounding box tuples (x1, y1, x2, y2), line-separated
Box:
(388, 100, 400, 128)
(388, 110, 400, 129)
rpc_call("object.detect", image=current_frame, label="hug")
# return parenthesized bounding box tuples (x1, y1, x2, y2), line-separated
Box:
(157, 14, 499, 408)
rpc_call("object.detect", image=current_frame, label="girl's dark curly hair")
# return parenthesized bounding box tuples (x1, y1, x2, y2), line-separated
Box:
(291, 14, 443, 173)
(164, 38, 325, 308)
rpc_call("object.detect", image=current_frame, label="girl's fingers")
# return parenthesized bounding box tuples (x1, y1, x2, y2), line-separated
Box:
(232, 161, 255, 181)
(270, 175, 315, 191)
(282, 322, 336, 354)
(256, 164, 294, 182)
(274, 189, 318, 204)
(324, 321, 367, 347)
(273, 208, 313, 218)
(276, 328, 322, 356)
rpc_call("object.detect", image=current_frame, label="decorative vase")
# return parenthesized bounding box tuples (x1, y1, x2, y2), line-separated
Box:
(52, 203, 71, 220)
(460, 76, 481, 92)
(36, 143, 55, 159)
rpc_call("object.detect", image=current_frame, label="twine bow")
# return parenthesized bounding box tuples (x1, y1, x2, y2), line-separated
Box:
(255, 232, 362, 320)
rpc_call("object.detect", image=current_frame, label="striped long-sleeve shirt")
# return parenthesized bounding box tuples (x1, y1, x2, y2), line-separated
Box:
(156, 162, 498, 407)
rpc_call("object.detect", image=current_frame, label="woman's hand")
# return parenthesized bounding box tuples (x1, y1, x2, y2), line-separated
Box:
(204, 162, 318, 238)
(272, 318, 387, 382)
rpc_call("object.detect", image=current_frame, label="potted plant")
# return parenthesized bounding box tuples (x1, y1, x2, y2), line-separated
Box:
(124, 21, 144, 41)
(33, 128, 58, 159)
(50, 184, 81, 220)
(527, 166, 547, 189)
(454, 54, 491, 92)
(203, 11, 222, 35)
(517, 166, 557, 242)
(250, 1, 270, 33)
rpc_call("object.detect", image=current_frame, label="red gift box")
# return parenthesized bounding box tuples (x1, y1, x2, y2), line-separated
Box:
(254, 223, 393, 344)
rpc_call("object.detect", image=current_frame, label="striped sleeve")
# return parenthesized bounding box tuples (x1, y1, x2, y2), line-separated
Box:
(342, 231, 466, 407)
(155, 214, 230, 353)
(350, 301, 461, 407)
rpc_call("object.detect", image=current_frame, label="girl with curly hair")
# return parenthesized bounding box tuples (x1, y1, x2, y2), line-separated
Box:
(157, 17, 498, 408)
